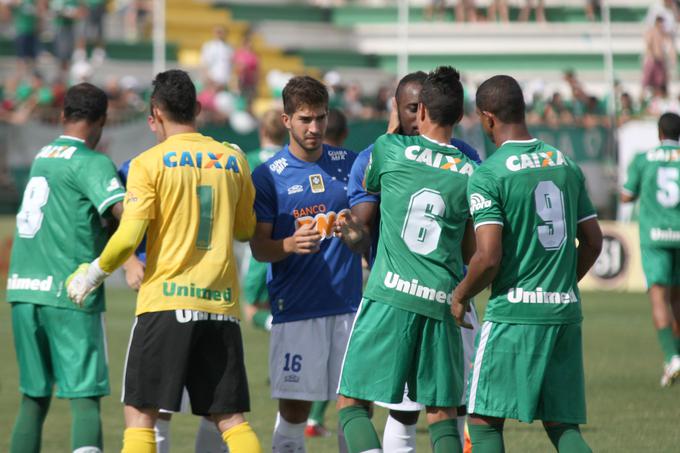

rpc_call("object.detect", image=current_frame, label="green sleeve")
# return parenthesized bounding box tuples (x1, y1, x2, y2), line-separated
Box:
(365, 135, 388, 194)
(622, 153, 643, 198)
(468, 166, 504, 229)
(76, 153, 126, 215)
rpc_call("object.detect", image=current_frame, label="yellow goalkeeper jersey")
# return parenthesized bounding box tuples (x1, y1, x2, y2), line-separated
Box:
(124, 132, 256, 317)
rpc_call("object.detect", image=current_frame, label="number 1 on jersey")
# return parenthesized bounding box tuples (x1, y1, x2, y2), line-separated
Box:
(196, 185, 214, 250)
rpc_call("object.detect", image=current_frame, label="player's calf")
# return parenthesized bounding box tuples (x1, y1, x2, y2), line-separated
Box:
(543, 422, 592, 453)
(338, 397, 382, 453)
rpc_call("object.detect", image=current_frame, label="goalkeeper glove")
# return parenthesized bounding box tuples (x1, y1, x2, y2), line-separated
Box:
(66, 258, 109, 307)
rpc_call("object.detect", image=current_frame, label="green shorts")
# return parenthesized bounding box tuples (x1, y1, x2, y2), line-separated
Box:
(338, 298, 463, 408)
(11, 302, 110, 398)
(467, 321, 585, 424)
(641, 246, 680, 287)
(242, 257, 269, 305)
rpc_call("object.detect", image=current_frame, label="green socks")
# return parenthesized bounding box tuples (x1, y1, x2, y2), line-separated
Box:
(338, 405, 381, 453)
(70, 397, 103, 451)
(252, 310, 272, 331)
(657, 327, 678, 362)
(309, 400, 329, 425)
(10, 395, 51, 453)
(544, 423, 592, 453)
(468, 423, 505, 453)
(429, 419, 462, 453)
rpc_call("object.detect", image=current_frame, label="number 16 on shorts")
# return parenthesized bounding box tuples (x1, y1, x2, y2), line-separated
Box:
(283, 353, 302, 374)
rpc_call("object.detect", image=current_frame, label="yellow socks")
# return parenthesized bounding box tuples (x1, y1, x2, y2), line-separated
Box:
(222, 422, 262, 453)
(121, 427, 156, 453)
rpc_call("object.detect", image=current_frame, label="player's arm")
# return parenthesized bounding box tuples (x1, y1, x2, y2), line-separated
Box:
(461, 219, 476, 265)
(576, 217, 603, 281)
(233, 156, 257, 241)
(249, 221, 321, 263)
(621, 153, 642, 202)
(338, 201, 376, 255)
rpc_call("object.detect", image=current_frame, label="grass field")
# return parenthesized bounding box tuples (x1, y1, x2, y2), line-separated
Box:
(1, 288, 679, 452)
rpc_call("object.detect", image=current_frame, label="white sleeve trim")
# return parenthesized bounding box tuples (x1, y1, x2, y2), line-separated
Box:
(620, 187, 635, 196)
(98, 193, 125, 214)
(474, 220, 504, 230)
(577, 213, 598, 224)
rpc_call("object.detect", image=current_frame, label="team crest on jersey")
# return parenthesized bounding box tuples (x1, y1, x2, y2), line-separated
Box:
(404, 145, 474, 175)
(505, 150, 566, 172)
(309, 174, 325, 193)
(469, 193, 492, 213)
(107, 178, 122, 192)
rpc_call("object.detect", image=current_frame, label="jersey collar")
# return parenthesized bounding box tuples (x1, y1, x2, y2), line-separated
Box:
(500, 138, 538, 147)
(661, 139, 680, 147)
(59, 135, 85, 143)
(421, 134, 457, 149)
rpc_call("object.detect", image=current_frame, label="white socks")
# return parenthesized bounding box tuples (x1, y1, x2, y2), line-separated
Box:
(154, 418, 171, 453)
(382, 414, 416, 453)
(195, 416, 229, 452)
(272, 412, 306, 453)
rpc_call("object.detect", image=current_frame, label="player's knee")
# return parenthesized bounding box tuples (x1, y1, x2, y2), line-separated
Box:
(389, 409, 419, 425)
(279, 399, 312, 423)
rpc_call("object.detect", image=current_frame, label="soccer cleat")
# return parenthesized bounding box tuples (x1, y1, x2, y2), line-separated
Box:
(304, 423, 331, 438)
(660, 355, 680, 387)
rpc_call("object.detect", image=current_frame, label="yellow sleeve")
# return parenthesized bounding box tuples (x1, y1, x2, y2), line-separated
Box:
(123, 156, 156, 220)
(234, 155, 257, 241)
(99, 218, 149, 273)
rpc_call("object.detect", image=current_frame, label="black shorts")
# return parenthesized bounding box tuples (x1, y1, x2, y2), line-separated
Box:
(16, 33, 38, 59)
(123, 310, 250, 416)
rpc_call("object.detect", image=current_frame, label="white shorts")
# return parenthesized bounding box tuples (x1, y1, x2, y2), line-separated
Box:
(375, 302, 480, 411)
(270, 312, 355, 401)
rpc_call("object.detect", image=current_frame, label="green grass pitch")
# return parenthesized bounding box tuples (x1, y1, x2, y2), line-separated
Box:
(1, 289, 679, 451)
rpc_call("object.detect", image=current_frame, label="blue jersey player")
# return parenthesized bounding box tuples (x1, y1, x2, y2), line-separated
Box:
(249, 76, 362, 452)
(340, 71, 482, 452)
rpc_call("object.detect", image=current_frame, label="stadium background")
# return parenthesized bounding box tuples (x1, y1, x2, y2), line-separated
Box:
(0, 0, 678, 450)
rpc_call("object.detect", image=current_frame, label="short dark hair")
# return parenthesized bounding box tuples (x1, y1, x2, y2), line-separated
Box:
(282, 76, 328, 115)
(63, 83, 108, 123)
(150, 69, 197, 124)
(395, 71, 426, 100)
(419, 66, 464, 127)
(325, 108, 348, 144)
(659, 112, 680, 140)
(476, 75, 526, 124)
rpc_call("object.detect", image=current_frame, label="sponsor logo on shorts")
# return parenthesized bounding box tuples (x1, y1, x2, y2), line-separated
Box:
(505, 150, 566, 172)
(651, 228, 680, 242)
(163, 281, 233, 303)
(175, 309, 239, 324)
(384, 271, 452, 305)
(469, 193, 492, 213)
(269, 157, 288, 174)
(287, 184, 303, 195)
(284, 375, 300, 383)
(507, 287, 578, 304)
(162, 151, 240, 173)
(404, 145, 474, 175)
(7, 274, 53, 292)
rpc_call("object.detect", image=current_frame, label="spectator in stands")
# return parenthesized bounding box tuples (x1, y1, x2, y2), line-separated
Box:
(544, 92, 575, 126)
(425, 0, 446, 21)
(372, 85, 392, 118)
(455, 0, 477, 22)
(343, 82, 366, 118)
(82, 0, 107, 65)
(645, 85, 680, 116)
(487, 0, 509, 23)
(51, 0, 84, 80)
(646, 0, 679, 37)
(617, 92, 638, 125)
(325, 108, 348, 146)
(581, 95, 607, 128)
(519, 0, 545, 22)
(642, 16, 675, 97)
(585, 0, 600, 21)
(201, 25, 234, 90)
(118, 0, 151, 42)
(233, 30, 259, 110)
(8, 0, 46, 79)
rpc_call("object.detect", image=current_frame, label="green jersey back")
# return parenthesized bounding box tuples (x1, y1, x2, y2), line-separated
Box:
(622, 141, 680, 248)
(469, 139, 596, 325)
(246, 145, 279, 172)
(7, 136, 126, 312)
(363, 134, 476, 320)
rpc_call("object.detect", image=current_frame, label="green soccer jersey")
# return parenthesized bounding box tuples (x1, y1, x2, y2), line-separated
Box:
(623, 140, 680, 248)
(13, 0, 37, 35)
(246, 145, 279, 172)
(7, 136, 126, 312)
(363, 134, 476, 320)
(469, 138, 596, 325)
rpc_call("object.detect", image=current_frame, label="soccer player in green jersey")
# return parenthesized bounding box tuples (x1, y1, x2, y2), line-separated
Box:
(6, 83, 125, 453)
(621, 112, 680, 386)
(337, 66, 476, 453)
(452, 75, 602, 453)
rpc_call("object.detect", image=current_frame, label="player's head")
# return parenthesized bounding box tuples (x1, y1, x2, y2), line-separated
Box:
(658, 112, 680, 141)
(148, 69, 199, 141)
(475, 75, 526, 142)
(417, 66, 464, 128)
(325, 108, 348, 147)
(259, 108, 287, 147)
(62, 82, 108, 148)
(281, 76, 328, 154)
(395, 71, 427, 135)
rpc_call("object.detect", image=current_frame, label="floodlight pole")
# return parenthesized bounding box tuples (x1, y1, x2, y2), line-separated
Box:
(397, 0, 409, 78)
(153, 0, 166, 76)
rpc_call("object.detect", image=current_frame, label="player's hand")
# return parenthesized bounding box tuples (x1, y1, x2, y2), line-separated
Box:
(334, 211, 362, 243)
(123, 255, 145, 291)
(452, 298, 473, 329)
(66, 259, 109, 307)
(386, 97, 400, 134)
(287, 221, 322, 255)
